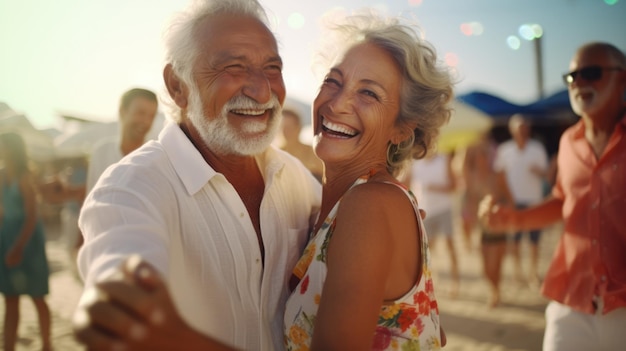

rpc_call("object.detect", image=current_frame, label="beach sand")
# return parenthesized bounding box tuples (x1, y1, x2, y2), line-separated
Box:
(1, 218, 560, 350)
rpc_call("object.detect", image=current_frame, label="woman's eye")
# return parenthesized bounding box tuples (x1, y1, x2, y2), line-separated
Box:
(361, 89, 379, 100)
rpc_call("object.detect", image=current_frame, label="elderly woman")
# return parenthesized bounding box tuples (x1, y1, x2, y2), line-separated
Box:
(283, 11, 453, 350)
(73, 9, 454, 351)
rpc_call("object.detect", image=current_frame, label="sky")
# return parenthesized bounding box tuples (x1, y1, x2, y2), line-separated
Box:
(1, 0, 624, 130)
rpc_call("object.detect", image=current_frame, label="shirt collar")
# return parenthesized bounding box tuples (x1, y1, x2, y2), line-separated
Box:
(570, 112, 626, 140)
(158, 121, 286, 195)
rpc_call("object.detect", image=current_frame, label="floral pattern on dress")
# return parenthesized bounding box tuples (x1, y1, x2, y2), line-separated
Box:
(284, 175, 442, 350)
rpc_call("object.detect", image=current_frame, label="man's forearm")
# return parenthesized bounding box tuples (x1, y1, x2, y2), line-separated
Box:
(513, 197, 563, 230)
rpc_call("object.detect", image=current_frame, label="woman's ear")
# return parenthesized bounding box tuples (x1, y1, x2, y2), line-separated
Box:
(391, 125, 414, 145)
(163, 64, 189, 109)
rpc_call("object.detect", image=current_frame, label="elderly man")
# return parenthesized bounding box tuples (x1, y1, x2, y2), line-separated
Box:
(73, 0, 321, 350)
(483, 42, 626, 350)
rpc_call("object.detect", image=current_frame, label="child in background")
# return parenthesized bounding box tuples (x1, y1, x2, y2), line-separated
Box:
(0, 132, 51, 351)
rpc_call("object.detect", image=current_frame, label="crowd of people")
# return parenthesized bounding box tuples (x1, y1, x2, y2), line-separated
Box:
(1, 0, 624, 350)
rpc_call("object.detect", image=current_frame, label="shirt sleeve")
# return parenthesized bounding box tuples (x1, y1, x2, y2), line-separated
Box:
(77, 169, 171, 288)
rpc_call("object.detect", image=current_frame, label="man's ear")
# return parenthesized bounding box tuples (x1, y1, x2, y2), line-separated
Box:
(163, 64, 189, 109)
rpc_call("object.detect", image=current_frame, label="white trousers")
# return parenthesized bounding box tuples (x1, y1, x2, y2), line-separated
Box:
(543, 300, 626, 351)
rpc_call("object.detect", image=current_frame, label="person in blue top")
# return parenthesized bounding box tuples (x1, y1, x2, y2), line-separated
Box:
(0, 132, 51, 351)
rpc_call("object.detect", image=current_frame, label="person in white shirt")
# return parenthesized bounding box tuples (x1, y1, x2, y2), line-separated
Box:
(86, 88, 159, 193)
(72, 1, 322, 350)
(494, 114, 548, 286)
(407, 152, 460, 296)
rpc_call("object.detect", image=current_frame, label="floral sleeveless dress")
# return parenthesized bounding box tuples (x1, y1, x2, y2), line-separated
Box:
(284, 175, 442, 350)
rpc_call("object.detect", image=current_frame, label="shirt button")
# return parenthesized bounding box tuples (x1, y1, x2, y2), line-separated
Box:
(240, 212, 244, 218)
(256, 258, 261, 263)
(592, 240, 597, 245)
(601, 275, 607, 282)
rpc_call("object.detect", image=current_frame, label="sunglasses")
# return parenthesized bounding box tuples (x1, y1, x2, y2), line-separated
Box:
(562, 65, 623, 85)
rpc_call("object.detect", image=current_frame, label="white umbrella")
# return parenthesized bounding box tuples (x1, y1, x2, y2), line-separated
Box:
(54, 112, 166, 158)
(54, 121, 118, 157)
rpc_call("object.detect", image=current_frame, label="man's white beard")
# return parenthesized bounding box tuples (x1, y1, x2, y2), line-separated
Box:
(186, 86, 282, 156)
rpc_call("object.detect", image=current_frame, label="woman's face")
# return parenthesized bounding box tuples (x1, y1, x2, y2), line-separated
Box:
(312, 42, 403, 170)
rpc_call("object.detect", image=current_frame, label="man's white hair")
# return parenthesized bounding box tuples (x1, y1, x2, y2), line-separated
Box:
(160, 0, 272, 122)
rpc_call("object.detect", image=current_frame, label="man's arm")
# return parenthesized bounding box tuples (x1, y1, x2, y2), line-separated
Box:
(481, 196, 563, 232)
(512, 196, 563, 230)
(77, 184, 170, 287)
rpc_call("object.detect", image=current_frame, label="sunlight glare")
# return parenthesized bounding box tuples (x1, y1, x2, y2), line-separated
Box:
(287, 12, 306, 29)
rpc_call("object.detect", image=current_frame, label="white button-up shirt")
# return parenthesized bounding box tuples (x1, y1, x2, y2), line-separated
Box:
(78, 121, 321, 351)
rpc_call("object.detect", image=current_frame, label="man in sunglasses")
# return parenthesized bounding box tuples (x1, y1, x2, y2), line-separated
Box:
(481, 42, 626, 350)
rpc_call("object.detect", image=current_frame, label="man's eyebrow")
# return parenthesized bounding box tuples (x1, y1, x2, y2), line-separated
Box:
(211, 52, 283, 65)
(267, 55, 283, 66)
(329, 67, 342, 76)
(212, 52, 242, 63)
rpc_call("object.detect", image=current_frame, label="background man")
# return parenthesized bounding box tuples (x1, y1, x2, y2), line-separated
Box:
(482, 42, 626, 351)
(86, 87, 159, 192)
(493, 114, 548, 286)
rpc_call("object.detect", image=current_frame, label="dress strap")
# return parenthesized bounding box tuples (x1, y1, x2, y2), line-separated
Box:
(379, 179, 430, 270)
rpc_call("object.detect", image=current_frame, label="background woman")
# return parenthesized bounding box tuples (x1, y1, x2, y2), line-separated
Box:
(0, 132, 51, 351)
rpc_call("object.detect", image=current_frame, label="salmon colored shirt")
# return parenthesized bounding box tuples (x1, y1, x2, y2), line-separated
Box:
(544, 114, 626, 314)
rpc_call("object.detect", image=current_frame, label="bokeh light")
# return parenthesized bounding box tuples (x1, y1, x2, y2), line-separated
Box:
(460, 23, 472, 36)
(408, 0, 423, 6)
(287, 12, 305, 29)
(445, 52, 459, 67)
(518, 23, 543, 40)
(507, 35, 521, 50)
(604, 0, 618, 5)
(460, 22, 484, 36)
